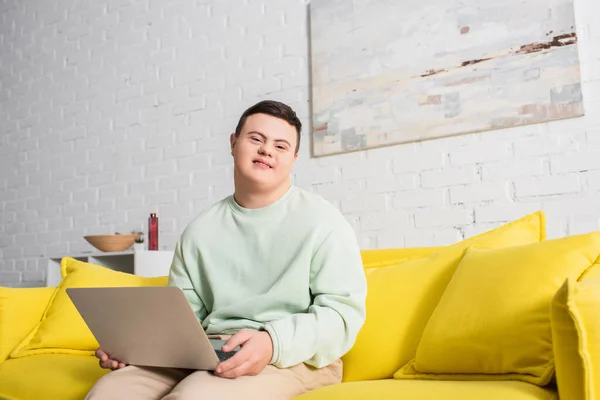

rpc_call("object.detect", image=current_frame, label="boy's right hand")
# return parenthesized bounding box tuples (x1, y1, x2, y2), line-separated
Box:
(95, 348, 127, 370)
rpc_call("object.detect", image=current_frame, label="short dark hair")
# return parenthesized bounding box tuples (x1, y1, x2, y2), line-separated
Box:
(235, 100, 302, 154)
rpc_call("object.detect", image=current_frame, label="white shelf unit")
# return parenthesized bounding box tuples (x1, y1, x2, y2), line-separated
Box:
(46, 250, 175, 287)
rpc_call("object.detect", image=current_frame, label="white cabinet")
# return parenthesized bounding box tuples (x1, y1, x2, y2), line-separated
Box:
(46, 250, 175, 287)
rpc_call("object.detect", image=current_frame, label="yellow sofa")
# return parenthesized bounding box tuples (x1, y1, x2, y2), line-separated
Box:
(1, 211, 599, 400)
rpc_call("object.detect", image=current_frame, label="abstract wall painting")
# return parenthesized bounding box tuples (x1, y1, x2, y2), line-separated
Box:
(309, 0, 584, 157)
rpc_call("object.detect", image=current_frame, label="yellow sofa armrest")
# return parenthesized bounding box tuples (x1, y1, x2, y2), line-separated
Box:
(551, 273, 600, 400)
(0, 286, 56, 362)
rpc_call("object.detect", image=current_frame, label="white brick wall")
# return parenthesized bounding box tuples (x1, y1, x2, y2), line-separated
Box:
(1, 0, 600, 287)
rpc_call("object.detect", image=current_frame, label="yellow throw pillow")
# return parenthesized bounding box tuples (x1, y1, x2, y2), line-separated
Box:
(582, 264, 600, 280)
(397, 232, 600, 386)
(340, 211, 546, 382)
(0, 287, 56, 362)
(9, 258, 168, 358)
(551, 275, 600, 400)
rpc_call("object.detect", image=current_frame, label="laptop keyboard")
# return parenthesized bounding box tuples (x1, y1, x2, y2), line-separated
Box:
(215, 350, 236, 362)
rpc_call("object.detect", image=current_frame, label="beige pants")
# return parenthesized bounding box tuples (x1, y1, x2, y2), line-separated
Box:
(85, 336, 342, 400)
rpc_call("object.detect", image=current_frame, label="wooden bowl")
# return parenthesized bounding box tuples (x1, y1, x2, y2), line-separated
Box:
(84, 234, 139, 252)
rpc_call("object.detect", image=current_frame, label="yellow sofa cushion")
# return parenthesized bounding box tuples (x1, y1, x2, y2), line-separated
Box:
(397, 232, 600, 386)
(0, 287, 55, 362)
(293, 379, 557, 400)
(360, 246, 443, 269)
(0, 354, 107, 400)
(551, 275, 600, 400)
(9, 258, 168, 358)
(340, 211, 546, 382)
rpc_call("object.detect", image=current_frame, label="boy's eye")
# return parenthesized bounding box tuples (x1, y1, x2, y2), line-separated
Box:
(251, 137, 261, 142)
(277, 145, 286, 150)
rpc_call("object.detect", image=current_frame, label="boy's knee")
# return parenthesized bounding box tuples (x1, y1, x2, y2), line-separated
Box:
(85, 372, 118, 399)
(86, 366, 187, 400)
(85, 367, 140, 399)
(85, 373, 111, 400)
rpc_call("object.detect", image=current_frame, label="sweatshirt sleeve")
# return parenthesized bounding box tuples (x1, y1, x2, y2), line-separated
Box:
(167, 238, 209, 324)
(263, 221, 367, 369)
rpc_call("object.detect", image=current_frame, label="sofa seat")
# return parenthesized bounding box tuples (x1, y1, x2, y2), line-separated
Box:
(295, 379, 558, 400)
(0, 354, 107, 400)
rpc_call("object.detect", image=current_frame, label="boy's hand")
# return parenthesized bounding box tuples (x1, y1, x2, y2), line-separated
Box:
(214, 329, 273, 379)
(95, 348, 127, 371)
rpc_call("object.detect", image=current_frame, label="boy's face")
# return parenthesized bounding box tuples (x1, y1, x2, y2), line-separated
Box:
(230, 113, 298, 190)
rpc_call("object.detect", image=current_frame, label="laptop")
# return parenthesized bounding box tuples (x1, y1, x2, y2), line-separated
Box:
(66, 286, 239, 371)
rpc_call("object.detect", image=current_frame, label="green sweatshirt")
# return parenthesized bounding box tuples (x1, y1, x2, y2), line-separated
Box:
(167, 185, 367, 369)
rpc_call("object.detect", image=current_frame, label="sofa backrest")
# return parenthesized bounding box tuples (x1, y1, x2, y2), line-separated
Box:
(360, 246, 443, 269)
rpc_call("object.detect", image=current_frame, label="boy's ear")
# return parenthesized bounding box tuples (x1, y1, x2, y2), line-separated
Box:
(230, 133, 236, 155)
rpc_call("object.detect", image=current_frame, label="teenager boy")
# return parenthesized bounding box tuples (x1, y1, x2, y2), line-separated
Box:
(86, 100, 367, 399)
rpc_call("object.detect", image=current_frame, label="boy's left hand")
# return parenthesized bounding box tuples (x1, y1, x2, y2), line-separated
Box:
(214, 329, 274, 379)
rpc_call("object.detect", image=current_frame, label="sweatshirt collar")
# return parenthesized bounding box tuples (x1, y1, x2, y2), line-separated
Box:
(228, 186, 297, 218)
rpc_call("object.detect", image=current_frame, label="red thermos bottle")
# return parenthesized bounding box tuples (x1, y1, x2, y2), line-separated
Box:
(148, 213, 158, 250)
